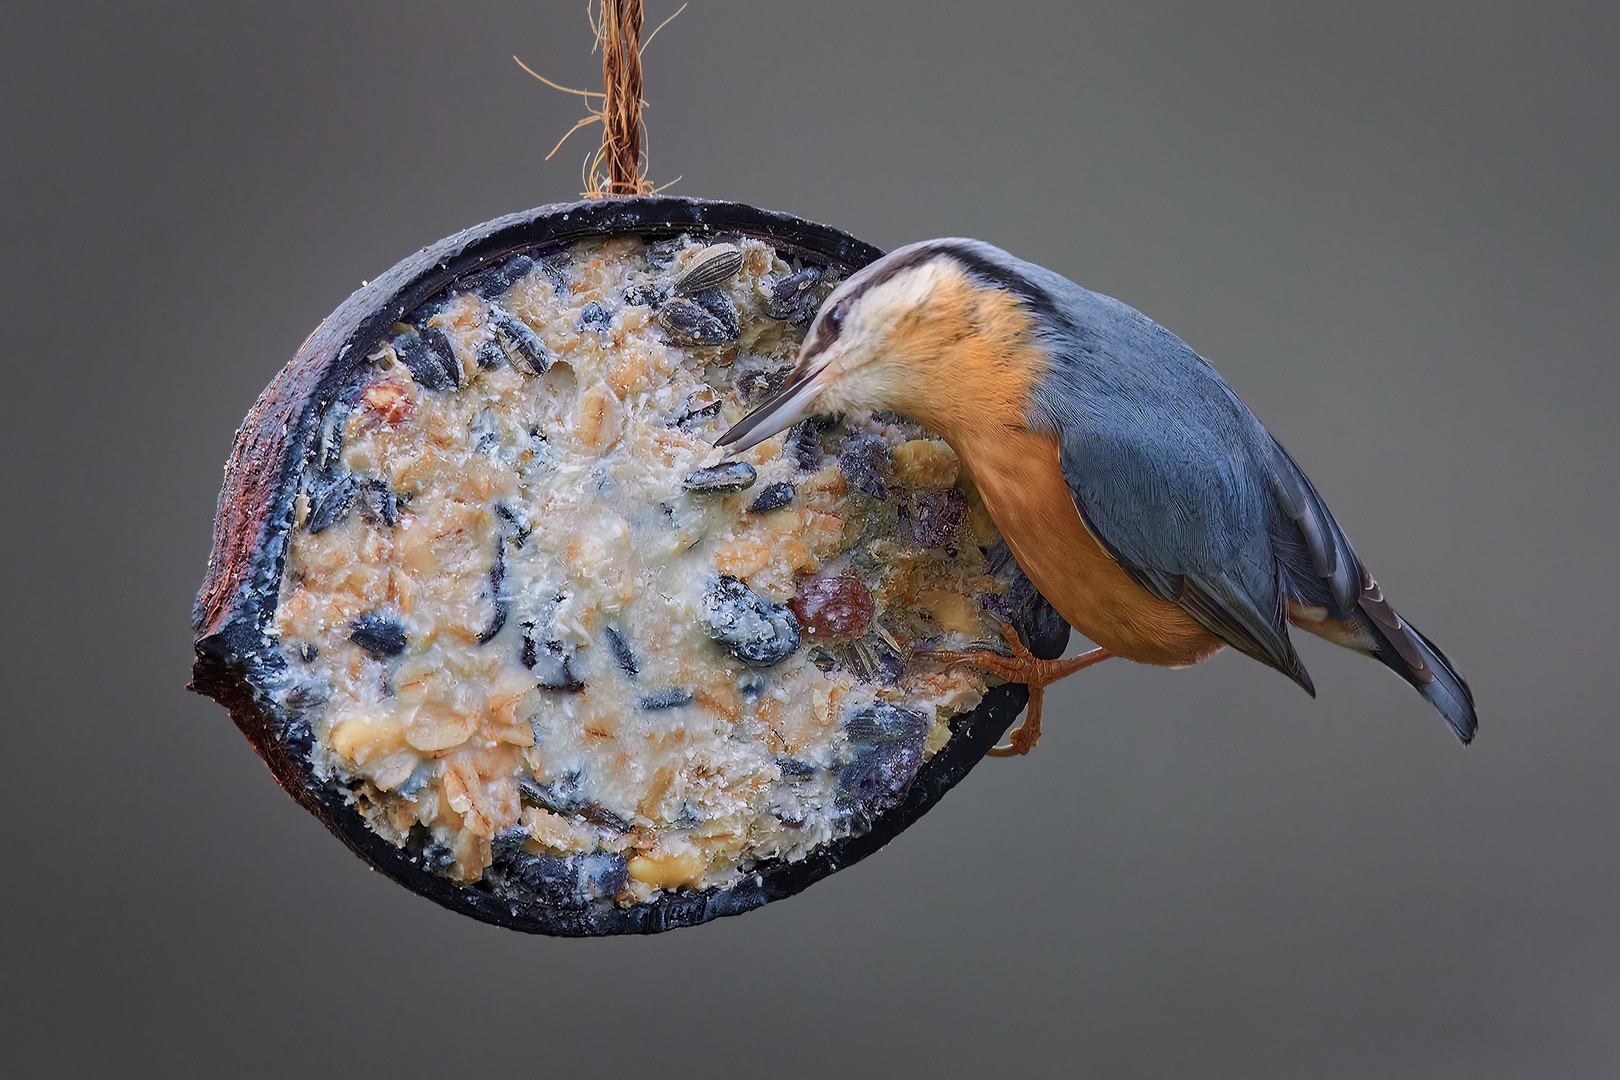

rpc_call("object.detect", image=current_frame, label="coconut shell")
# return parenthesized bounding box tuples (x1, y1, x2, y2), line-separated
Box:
(190, 195, 1069, 936)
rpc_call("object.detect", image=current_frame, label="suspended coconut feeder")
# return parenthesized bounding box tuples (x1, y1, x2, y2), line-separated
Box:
(191, 2, 1069, 936)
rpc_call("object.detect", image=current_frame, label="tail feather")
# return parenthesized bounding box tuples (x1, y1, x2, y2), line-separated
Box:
(1363, 611, 1477, 744)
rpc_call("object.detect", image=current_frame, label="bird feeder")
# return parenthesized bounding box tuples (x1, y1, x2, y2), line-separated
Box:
(191, 9, 1069, 936)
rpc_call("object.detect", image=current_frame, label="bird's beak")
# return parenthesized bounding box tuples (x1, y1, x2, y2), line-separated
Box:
(716, 356, 834, 453)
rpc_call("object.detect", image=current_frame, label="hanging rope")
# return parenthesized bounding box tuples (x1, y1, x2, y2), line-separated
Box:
(516, 1, 682, 198)
(599, 0, 645, 196)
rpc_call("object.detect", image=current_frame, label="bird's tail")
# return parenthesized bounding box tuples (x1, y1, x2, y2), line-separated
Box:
(1288, 569, 1477, 744)
(1358, 602, 1478, 745)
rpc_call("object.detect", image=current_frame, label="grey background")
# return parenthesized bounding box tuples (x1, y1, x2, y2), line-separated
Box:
(5, 1, 1616, 1076)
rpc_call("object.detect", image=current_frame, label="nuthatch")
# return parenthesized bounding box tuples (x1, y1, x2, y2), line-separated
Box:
(720, 239, 1476, 754)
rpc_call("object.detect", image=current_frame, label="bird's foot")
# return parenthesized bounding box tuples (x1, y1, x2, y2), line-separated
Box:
(933, 623, 1113, 757)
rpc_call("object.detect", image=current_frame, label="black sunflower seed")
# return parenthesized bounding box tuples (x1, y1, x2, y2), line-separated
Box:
(358, 479, 397, 527)
(687, 287, 740, 338)
(494, 502, 532, 547)
(306, 471, 357, 534)
(748, 481, 796, 513)
(624, 283, 669, 307)
(463, 253, 536, 300)
(836, 740, 925, 827)
(520, 772, 581, 813)
(536, 252, 571, 290)
(788, 423, 826, 471)
(840, 433, 891, 500)
(604, 626, 638, 680)
(845, 703, 930, 745)
(699, 575, 801, 668)
(392, 327, 453, 391)
(578, 301, 613, 332)
(476, 540, 508, 646)
(645, 237, 683, 267)
(670, 395, 723, 430)
(682, 461, 758, 494)
(578, 802, 632, 834)
(486, 846, 628, 909)
(777, 758, 816, 781)
(476, 338, 506, 370)
(766, 264, 823, 322)
(418, 325, 461, 387)
(900, 488, 967, 551)
(350, 613, 408, 658)
(657, 296, 734, 346)
(488, 306, 551, 375)
(638, 688, 694, 710)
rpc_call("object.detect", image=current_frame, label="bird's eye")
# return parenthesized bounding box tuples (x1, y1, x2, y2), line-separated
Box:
(823, 300, 848, 336)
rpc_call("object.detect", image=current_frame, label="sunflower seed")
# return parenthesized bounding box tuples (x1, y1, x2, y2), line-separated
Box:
(840, 433, 891, 500)
(306, 471, 357, 534)
(520, 772, 581, 813)
(358, 479, 398, 527)
(687, 287, 741, 338)
(748, 481, 796, 513)
(605, 626, 639, 680)
(463, 253, 536, 300)
(315, 401, 349, 473)
(578, 301, 613, 332)
(476, 338, 505, 369)
(537, 252, 572, 290)
(900, 488, 967, 551)
(488, 305, 551, 375)
(579, 801, 632, 834)
(638, 688, 694, 710)
(836, 704, 930, 826)
(683, 461, 758, 494)
(777, 757, 816, 781)
(837, 740, 925, 827)
(845, 703, 930, 745)
(644, 237, 683, 268)
(671, 243, 743, 295)
(476, 540, 508, 646)
(624, 283, 668, 307)
(350, 613, 408, 658)
(788, 422, 826, 471)
(658, 295, 735, 346)
(523, 627, 583, 691)
(418, 325, 461, 387)
(392, 326, 453, 391)
(670, 391, 723, 430)
(699, 575, 802, 668)
(486, 846, 628, 909)
(766, 265, 823, 322)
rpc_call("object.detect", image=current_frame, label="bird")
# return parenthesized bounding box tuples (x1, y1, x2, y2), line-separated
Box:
(718, 238, 1476, 755)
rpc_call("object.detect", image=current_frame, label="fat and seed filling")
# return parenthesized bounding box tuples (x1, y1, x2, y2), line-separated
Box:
(273, 235, 1010, 905)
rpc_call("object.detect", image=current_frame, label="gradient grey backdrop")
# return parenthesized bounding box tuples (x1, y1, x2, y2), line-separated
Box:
(5, 1, 1617, 1076)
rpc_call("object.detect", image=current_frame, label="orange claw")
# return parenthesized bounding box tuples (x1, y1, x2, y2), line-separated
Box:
(934, 623, 1114, 757)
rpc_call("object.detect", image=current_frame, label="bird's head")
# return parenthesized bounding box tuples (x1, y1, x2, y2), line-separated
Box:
(718, 239, 1049, 453)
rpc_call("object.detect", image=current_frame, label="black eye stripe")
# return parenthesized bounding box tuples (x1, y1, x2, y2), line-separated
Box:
(839, 240, 1062, 330)
(807, 240, 1059, 356)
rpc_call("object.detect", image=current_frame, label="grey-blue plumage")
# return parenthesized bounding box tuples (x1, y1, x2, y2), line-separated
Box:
(932, 239, 1477, 743)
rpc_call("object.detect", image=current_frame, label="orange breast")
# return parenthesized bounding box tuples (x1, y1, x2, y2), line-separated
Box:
(882, 271, 1222, 667)
(953, 428, 1223, 668)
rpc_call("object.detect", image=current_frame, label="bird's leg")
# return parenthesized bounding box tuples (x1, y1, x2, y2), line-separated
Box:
(934, 623, 1114, 757)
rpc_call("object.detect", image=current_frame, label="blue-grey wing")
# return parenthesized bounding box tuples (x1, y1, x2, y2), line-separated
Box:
(1030, 288, 1364, 692)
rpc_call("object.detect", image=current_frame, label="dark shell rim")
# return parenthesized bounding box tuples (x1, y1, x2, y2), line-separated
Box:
(191, 195, 1069, 936)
